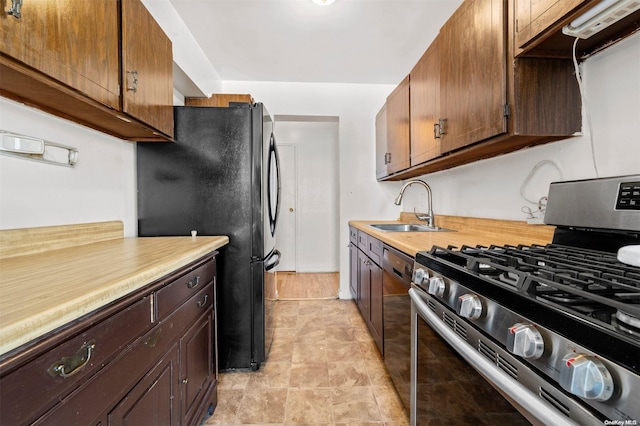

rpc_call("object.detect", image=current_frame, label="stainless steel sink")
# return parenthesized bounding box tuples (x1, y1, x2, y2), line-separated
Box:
(368, 224, 456, 232)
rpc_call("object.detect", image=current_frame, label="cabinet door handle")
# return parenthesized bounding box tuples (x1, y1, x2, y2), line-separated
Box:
(187, 276, 200, 289)
(47, 340, 96, 378)
(8, 0, 22, 19)
(126, 70, 138, 93)
(196, 294, 209, 308)
(433, 123, 441, 139)
(438, 118, 447, 135)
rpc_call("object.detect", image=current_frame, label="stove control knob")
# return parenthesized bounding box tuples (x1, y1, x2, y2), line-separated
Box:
(559, 354, 614, 401)
(506, 323, 544, 359)
(413, 268, 428, 285)
(427, 277, 446, 297)
(458, 294, 483, 320)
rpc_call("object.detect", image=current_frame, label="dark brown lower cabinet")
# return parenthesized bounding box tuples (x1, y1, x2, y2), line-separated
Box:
(0, 254, 218, 426)
(351, 231, 383, 354)
(109, 344, 181, 426)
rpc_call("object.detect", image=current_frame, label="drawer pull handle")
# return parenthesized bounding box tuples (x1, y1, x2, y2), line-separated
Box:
(144, 328, 162, 348)
(187, 276, 200, 289)
(48, 340, 95, 378)
(182, 378, 189, 384)
(196, 294, 208, 308)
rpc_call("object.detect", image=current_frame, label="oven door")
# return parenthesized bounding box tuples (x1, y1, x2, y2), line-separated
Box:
(409, 288, 576, 426)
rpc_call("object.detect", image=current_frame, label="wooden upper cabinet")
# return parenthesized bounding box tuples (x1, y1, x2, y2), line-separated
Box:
(439, 0, 507, 153)
(385, 76, 411, 175)
(514, 0, 640, 58)
(378, 0, 582, 181)
(0, 0, 120, 110)
(185, 94, 255, 107)
(0, 0, 173, 141)
(375, 104, 389, 180)
(410, 37, 440, 167)
(515, 0, 586, 51)
(122, 0, 174, 138)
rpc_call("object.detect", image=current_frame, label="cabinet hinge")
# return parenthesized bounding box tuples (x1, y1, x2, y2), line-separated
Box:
(503, 104, 510, 118)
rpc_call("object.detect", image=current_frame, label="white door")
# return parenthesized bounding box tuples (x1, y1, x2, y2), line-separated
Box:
(276, 144, 297, 271)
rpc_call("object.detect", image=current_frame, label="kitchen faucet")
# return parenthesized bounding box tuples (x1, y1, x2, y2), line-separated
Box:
(394, 179, 435, 227)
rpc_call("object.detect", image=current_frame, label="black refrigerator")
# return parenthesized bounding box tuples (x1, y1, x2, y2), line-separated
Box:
(137, 103, 281, 371)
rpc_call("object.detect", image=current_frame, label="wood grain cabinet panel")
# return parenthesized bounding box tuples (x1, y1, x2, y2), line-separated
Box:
(0, 0, 173, 141)
(0, 0, 120, 110)
(121, 0, 174, 138)
(439, 0, 507, 153)
(108, 345, 180, 426)
(375, 104, 388, 180)
(385, 76, 411, 175)
(410, 37, 441, 166)
(181, 313, 214, 426)
(354, 233, 383, 355)
(515, 0, 588, 52)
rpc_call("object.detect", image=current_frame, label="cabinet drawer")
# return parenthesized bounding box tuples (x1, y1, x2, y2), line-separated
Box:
(357, 230, 368, 252)
(156, 257, 216, 321)
(349, 226, 357, 244)
(0, 296, 152, 425)
(368, 236, 383, 266)
(31, 282, 213, 426)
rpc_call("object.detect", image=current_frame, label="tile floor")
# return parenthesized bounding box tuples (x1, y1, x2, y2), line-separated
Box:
(205, 299, 409, 425)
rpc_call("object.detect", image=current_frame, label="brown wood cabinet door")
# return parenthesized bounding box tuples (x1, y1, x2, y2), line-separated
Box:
(439, 0, 507, 153)
(385, 76, 411, 175)
(357, 250, 371, 320)
(515, 0, 587, 50)
(375, 104, 389, 179)
(0, 0, 119, 109)
(121, 0, 174, 138)
(181, 313, 214, 425)
(410, 37, 441, 167)
(349, 243, 358, 300)
(109, 344, 180, 426)
(369, 262, 383, 354)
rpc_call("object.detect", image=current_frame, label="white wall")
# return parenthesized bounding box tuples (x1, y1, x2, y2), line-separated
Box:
(0, 98, 137, 236)
(401, 32, 640, 221)
(275, 119, 340, 272)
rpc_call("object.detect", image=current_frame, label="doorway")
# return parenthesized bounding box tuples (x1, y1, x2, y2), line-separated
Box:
(274, 116, 340, 274)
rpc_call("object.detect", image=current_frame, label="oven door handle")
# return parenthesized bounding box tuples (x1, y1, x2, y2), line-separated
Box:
(408, 288, 578, 426)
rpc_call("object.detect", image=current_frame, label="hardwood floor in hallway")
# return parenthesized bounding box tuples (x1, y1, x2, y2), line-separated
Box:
(276, 272, 339, 300)
(205, 298, 409, 425)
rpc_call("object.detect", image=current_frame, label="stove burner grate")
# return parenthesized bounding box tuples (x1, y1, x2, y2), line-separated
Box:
(427, 243, 640, 338)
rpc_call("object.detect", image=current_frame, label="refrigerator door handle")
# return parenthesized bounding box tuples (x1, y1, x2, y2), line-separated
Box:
(267, 133, 281, 236)
(265, 249, 281, 271)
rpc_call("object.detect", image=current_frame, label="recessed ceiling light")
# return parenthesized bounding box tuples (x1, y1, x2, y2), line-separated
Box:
(312, 0, 336, 5)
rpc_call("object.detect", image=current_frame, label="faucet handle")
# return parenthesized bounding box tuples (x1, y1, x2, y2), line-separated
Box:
(413, 208, 432, 223)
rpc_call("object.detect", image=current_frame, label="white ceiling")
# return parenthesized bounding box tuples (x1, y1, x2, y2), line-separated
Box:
(166, 0, 463, 87)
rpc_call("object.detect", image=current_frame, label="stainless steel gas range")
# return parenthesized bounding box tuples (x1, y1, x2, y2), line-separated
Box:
(409, 175, 640, 425)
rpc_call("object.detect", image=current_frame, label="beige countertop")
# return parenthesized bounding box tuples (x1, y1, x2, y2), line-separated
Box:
(0, 235, 229, 356)
(349, 215, 555, 257)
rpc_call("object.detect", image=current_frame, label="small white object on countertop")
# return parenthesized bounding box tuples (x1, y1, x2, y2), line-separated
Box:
(617, 245, 640, 267)
(191, 230, 197, 237)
